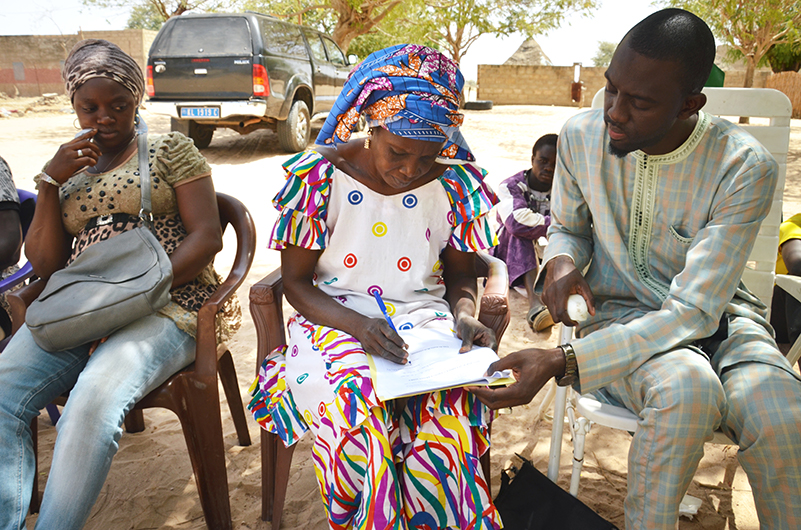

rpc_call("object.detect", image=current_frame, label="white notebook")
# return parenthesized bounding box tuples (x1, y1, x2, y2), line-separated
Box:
(367, 327, 515, 400)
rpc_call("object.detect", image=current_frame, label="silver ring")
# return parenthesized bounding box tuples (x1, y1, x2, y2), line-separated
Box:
(77, 149, 83, 157)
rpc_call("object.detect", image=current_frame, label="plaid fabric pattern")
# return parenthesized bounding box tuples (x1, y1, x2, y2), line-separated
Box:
(544, 109, 779, 393)
(546, 109, 801, 528)
(605, 315, 801, 529)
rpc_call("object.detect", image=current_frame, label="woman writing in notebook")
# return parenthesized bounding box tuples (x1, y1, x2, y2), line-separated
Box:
(249, 45, 502, 528)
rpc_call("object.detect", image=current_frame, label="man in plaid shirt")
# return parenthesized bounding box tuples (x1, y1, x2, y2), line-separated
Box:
(473, 9, 801, 529)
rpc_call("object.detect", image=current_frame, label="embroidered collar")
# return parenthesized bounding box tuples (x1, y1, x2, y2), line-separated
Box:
(631, 111, 712, 166)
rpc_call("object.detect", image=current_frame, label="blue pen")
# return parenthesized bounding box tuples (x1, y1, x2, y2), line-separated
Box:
(373, 291, 397, 331)
(373, 291, 409, 364)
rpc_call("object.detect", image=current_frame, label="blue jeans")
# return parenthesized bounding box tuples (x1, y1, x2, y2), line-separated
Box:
(0, 314, 195, 530)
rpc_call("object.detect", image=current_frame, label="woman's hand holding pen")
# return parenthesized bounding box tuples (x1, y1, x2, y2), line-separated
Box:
(356, 317, 409, 365)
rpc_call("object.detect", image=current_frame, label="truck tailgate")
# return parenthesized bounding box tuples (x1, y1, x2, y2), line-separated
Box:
(149, 16, 254, 100)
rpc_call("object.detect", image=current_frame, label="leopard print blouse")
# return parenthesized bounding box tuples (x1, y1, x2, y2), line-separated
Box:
(37, 132, 241, 342)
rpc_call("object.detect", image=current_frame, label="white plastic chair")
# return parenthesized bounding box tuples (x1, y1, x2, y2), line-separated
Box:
(548, 87, 793, 517)
(776, 274, 801, 367)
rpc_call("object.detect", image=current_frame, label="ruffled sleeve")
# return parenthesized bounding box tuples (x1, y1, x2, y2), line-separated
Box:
(269, 151, 333, 250)
(152, 132, 212, 187)
(438, 163, 499, 251)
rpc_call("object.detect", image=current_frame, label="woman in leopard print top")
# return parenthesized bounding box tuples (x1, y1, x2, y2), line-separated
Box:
(0, 39, 239, 529)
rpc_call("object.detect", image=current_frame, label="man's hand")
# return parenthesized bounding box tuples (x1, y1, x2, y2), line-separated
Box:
(541, 256, 595, 326)
(456, 314, 498, 352)
(469, 347, 566, 409)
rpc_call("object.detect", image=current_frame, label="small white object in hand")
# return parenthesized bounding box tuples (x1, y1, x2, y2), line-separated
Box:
(567, 294, 589, 322)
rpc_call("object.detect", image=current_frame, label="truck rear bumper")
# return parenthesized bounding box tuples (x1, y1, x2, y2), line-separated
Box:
(145, 99, 268, 120)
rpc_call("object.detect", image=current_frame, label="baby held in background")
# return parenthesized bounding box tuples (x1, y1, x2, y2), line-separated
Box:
(491, 133, 558, 331)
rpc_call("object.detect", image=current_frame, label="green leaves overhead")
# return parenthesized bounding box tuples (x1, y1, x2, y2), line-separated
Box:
(662, 0, 801, 86)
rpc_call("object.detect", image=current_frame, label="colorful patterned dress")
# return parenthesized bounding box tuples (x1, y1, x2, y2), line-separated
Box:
(249, 151, 502, 529)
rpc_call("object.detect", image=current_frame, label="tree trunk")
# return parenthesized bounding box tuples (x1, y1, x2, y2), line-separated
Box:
(739, 54, 756, 124)
(743, 54, 756, 88)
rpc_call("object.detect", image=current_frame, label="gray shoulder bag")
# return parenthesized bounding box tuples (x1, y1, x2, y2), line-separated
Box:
(26, 118, 174, 352)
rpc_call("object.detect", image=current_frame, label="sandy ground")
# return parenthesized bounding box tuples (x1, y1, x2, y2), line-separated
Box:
(1, 97, 801, 529)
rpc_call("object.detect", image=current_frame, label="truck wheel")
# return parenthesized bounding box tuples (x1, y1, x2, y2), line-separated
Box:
(277, 100, 311, 152)
(188, 121, 214, 149)
(171, 119, 214, 149)
(463, 100, 493, 111)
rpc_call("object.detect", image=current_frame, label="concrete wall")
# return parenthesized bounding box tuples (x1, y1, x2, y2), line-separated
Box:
(723, 69, 769, 89)
(0, 29, 157, 97)
(477, 65, 607, 107)
(477, 64, 771, 106)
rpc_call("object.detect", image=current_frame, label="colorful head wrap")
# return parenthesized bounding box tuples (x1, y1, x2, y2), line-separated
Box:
(63, 39, 145, 104)
(316, 44, 474, 164)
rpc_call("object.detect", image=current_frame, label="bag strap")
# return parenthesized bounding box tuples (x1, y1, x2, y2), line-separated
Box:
(136, 113, 153, 231)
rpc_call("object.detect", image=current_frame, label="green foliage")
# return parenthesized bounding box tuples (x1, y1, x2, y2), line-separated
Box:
(206, 0, 596, 61)
(83, 0, 230, 20)
(591, 41, 615, 67)
(767, 37, 801, 72)
(661, 0, 801, 86)
(346, 0, 437, 59)
(242, 0, 338, 33)
(127, 2, 167, 30)
(421, 0, 598, 63)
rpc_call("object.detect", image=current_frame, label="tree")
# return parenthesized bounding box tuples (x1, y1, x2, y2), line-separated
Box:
(127, 2, 168, 30)
(248, 0, 596, 63)
(663, 0, 801, 87)
(346, 0, 437, 61)
(419, 0, 597, 65)
(245, 0, 407, 53)
(766, 38, 801, 72)
(83, 0, 228, 21)
(591, 41, 615, 67)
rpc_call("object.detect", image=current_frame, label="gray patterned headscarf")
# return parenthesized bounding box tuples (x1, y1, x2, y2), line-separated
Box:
(63, 39, 145, 103)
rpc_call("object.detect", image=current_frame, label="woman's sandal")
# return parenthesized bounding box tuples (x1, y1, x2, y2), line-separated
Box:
(527, 306, 554, 332)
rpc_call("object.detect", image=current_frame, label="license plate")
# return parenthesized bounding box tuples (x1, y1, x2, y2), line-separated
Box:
(180, 107, 220, 118)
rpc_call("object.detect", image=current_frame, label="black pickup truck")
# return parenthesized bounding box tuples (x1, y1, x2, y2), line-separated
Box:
(145, 12, 353, 152)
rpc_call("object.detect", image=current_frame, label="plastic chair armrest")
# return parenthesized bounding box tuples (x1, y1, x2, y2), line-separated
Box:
(775, 274, 801, 303)
(0, 262, 34, 293)
(249, 268, 286, 368)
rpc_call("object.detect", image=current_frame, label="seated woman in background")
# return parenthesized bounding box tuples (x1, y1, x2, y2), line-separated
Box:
(248, 44, 502, 529)
(0, 39, 239, 529)
(0, 156, 23, 342)
(491, 133, 557, 332)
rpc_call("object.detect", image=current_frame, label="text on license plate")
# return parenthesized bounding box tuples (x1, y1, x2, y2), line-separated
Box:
(180, 107, 220, 118)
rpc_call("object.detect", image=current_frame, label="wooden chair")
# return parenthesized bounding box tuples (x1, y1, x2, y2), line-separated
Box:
(249, 251, 511, 529)
(8, 192, 256, 529)
(546, 87, 793, 517)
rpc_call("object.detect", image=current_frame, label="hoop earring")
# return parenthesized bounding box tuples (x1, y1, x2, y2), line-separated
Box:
(364, 128, 373, 150)
(73, 118, 80, 130)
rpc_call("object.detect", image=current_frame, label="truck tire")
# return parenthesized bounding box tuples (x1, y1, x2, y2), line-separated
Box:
(277, 100, 311, 153)
(171, 119, 214, 149)
(463, 100, 493, 111)
(188, 121, 215, 149)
